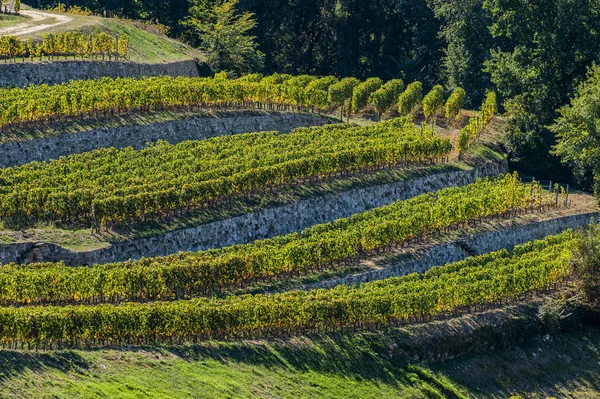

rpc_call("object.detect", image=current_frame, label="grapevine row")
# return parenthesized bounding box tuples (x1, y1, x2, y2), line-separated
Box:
(0, 74, 379, 129)
(0, 173, 568, 306)
(0, 32, 129, 62)
(0, 73, 468, 130)
(0, 118, 452, 228)
(458, 91, 498, 154)
(0, 231, 575, 350)
(398, 81, 423, 116)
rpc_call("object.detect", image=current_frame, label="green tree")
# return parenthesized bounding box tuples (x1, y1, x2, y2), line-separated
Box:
(552, 65, 600, 192)
(187, 0, 264, 74)
(571, 222, 600, 305)
(428, 0, 492, 107)
(483, 0, 600, 177)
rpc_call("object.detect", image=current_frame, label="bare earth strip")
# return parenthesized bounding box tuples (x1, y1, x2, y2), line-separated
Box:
(0, 10, 72, 36)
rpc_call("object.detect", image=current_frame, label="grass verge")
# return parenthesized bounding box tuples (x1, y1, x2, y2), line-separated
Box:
(0, 294, 596, 399)
(3, 7, 203, 64)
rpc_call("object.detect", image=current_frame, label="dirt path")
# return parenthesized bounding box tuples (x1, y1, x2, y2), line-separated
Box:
(0, 10, 72, 36)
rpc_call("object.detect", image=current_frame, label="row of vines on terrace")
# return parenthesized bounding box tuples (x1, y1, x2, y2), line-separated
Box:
(0, 73, 477, 129)
(0, 117, 452, 229)
(0, 231, 575, 350)
(0, 173, 570, 305)
(0, 32, 129, 62)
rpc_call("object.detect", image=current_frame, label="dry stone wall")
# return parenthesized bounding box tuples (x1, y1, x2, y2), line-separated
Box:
(307, 211, 599, 290)
(0, 159, 509, 266)
(0, 112, 334, 167)
(0, 60, 199, 88)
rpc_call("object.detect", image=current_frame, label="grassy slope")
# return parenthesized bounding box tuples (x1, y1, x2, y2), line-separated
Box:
(0, 332, 469, 399)
(433, 326, 600, 398)
(1, 316, 599, 398)
(0, 14, 29, 29)
(7, 6, 203, 63)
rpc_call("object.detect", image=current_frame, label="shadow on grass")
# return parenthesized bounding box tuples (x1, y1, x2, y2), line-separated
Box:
(0, 331, 414, 387)
(0, 350, 89, 382)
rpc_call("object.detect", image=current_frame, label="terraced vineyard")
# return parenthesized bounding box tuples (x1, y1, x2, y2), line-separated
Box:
(0, 70, 596, 399)
(0, 229, 577, 349)
(0, 117, 453, 229)
(0, 173, 565, 306)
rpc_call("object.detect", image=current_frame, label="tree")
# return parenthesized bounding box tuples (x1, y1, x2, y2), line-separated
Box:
(187, 0, 264, 74)
(428, 0, 493, 107)
(552, 65, 600, 193)
(483, 0, 600, 178)
(571, 222, 600, 305)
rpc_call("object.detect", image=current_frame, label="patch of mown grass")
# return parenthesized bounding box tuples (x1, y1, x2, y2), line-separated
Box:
(99, 19, 204, 63)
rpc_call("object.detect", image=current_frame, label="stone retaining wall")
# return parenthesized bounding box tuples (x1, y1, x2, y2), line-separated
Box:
(0, 60, 199, 88)
(0, 112, 334, 167)
(0, 159, 509, 265)
(308, 211, 598, 290)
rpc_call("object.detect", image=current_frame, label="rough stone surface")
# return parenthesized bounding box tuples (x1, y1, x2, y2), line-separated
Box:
(0, 159, 508, 266)
(0, 60, 199, 88)
(307, 211, 599, 290)
(0, 112, 334, 167)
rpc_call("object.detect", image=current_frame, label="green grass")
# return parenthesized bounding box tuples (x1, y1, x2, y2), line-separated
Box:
(8, 8, 203, 64)
(433, 326, 600, 398)
(0, 332, 469, 399)
(98, 19, 204, 63)
(0, 13, 30, 29)
(1, 298, 598, 399)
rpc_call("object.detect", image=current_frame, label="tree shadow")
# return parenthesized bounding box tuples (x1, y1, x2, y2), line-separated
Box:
(0, 330, 416, 388)
(0, 350, 89, 382)
(138, 330, 417, 386)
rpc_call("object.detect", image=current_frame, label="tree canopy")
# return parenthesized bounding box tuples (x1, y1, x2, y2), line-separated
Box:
(186, 0, 264, 74)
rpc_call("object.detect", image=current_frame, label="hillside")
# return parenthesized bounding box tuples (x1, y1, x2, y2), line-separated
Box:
(0, 69, 597, 399)
(1, 304, 598, 399)
(1, 0, 600, 396)
(0, 5, 203, 64)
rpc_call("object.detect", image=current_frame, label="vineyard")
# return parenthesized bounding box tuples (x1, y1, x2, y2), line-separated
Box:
(0, 32, 129, 62)
(0, 73, 483, 131)
(0, 68, 584, 358)
(2, 2, 599, 397)
(0, 173, 571, 305)
(0, 73, 595, 399)
(0, 117, 452, 229)
(0, 231, 576, 349)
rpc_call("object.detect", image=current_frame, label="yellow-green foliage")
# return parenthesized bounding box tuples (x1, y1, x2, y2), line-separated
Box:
(0, 32, 129, 61)
(328, 77, 360, 109)
(445, 87, 466, 122)
(422, 84, 444, 122)
(398, 81, 423, 116)
(458, 91, 497, 154)
(369, 79, 404, 117)
(351, 77, 383, 114)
